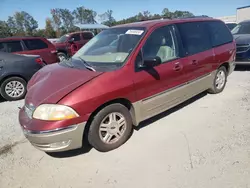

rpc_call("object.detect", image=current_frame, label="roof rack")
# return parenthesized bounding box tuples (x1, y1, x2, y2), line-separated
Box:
(177, 15, 211, 19)
(139, 15, 211, 22)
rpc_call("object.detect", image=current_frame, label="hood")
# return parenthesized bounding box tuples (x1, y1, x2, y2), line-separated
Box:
(25, 63, 103, 107)
(233, 34, 250, 44)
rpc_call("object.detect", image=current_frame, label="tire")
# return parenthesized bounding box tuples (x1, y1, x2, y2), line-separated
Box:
(208, 66, 227, 94)
(0, 77, 27, 101)
(57, 52, 67, 62)
(88, 104, 133, 152)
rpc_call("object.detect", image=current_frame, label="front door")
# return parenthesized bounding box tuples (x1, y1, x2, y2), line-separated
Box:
(132, 25, 188, 121)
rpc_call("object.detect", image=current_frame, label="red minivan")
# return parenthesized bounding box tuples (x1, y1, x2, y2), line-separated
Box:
(19, 17, 236, 153)
(0, 37, 59, 64)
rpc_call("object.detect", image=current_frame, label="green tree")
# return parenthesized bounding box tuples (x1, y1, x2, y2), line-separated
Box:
(99, 10, 116, 26)
(51, 8, 62, 37)
(58, 9, 75, 31)
(33, 29, 45, 37)
(22, 11, 38, 36)
(44, 18, 56, 38)
(6, 11, 38, 36)
(162, 8, 173, 18)
(73, 6, 97, 24)
(0, 21, 12, 37)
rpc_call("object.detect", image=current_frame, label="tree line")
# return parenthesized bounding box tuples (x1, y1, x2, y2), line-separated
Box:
(0, 6, 195, 38)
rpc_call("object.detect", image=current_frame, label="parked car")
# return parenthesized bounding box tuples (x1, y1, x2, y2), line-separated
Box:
(0, 52, 45, 101)
(225, 22, 237, 30)
(0, 37, 59, 64)
(231, 20, 250, 63)
(53, 31, 94, 61)
(19, 17, 236, 153)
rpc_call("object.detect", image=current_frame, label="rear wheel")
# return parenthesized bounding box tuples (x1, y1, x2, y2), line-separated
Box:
(57, 52, 67, 62)
(0, 77, 27, 101)
(88, 104, 133, 152)
(208, 66, 227, 94)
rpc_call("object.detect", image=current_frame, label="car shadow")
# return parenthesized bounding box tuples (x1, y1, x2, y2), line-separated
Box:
(135, 91, 207, 130)
(0, 96, 5, 103)
(234, 64, 250, 71)
(47, 91, 207, 158)
(46, 143, 93, 158)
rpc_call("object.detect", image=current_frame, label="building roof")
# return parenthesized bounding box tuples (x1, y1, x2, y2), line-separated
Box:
(237, 5, 250, 10)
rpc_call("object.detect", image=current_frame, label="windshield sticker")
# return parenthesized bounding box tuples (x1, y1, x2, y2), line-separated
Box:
(125, 30, 144, 35)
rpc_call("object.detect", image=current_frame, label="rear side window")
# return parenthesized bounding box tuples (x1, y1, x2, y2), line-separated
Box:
(0, 41, 23, 53)
(71, 34, 81, 41)
(23, 39, 48, 50)
(82, 32, 94, 40)
(207, 21, 233, 47)
(177, 22, 211, 56)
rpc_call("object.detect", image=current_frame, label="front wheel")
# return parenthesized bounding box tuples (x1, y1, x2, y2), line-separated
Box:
(57, 52, 67, 62)
(88, 104, 133, 152)
(0, 77, 27, 101)
(208, 66, 227, 94)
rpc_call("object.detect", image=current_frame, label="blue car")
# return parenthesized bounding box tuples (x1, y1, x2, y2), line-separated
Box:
(232, 20, 250, 63)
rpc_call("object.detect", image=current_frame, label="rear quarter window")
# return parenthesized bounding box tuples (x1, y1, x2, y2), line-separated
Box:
(207, 21, 233, 47)
(23, 39, 48, 50)
(0, 41, 23, 53)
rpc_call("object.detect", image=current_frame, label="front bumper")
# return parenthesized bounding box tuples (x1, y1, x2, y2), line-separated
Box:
(22, 122, 86, 152)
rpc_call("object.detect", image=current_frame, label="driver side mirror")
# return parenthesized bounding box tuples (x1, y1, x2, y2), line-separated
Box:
(137, 49, 161, 69)
(68, 38, 74, 43)
(143, 56, 161, 67)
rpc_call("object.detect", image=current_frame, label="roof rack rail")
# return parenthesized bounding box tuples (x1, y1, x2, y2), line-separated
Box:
(138, 15, 211, 22)
(178, 15, 211, 19)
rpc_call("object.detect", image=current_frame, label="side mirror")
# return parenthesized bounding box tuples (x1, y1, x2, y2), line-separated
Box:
(143, 56, 161, 67)
(68, 38, 74, 43)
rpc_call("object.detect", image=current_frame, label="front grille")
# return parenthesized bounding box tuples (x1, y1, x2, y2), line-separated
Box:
(236, 44, 250, 53)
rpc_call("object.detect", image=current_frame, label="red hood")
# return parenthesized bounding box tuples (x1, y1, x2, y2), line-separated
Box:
(25, 63, 102, 107)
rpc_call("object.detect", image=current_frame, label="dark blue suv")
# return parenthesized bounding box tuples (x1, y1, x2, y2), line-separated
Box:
(232, 20, 250, 63)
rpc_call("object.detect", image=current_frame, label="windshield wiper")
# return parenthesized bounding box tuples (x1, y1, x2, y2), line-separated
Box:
(77, 57, 96, 72)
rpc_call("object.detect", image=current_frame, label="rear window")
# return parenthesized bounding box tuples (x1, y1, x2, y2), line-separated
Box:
(207, 21, 233, 47)
(23, 39, 48, 50)
(177, 22, 211, 56)
(0, 41, 23, 53)
(82, 32, 94, 40)
(70, 34, 81, 41)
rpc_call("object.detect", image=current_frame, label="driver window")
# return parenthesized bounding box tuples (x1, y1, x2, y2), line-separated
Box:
(142, 26, 178, 63)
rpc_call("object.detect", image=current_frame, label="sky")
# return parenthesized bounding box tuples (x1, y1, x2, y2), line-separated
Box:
(0, 0, 249, 28)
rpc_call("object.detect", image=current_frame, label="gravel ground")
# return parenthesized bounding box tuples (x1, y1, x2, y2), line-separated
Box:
(1, 68, 250, 188)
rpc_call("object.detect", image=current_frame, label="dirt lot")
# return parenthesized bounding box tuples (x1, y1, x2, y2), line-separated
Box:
(1, 67, 250, 188)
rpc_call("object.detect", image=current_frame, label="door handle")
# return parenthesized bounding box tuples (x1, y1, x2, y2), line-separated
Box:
(173, 62, 182, 71)
(191, 60, 198, 65)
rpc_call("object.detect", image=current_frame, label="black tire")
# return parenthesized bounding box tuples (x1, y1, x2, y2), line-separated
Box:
(208, 66, 227, 94)
(0, 77, 27, 101)
(88, 104, 133, 152)
(57, 52, 67, 62)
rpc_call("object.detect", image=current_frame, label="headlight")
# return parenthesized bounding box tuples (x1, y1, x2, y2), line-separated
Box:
(33, 104, 79, 121)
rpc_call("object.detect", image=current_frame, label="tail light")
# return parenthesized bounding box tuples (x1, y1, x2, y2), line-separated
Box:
(35, 58, 45, 66)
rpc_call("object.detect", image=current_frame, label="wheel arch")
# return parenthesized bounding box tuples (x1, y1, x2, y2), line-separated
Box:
(218, 62, 229, 74)
(82, 98, 138, 145)
(0, 74, 27, 86)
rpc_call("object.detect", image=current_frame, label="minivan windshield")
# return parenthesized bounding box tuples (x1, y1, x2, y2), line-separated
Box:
(72, 27, 146, 69)
(231, 23, 250, 35)
(57, 34, 69, 43)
